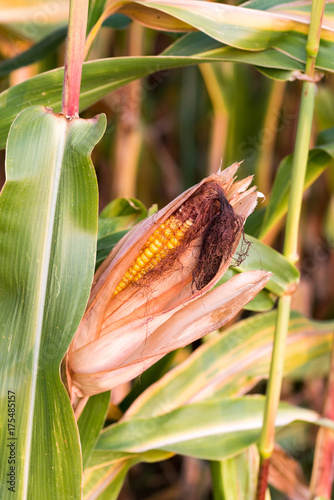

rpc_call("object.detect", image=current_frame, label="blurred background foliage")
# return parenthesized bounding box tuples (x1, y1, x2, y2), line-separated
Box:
(0, 1, 333, 498)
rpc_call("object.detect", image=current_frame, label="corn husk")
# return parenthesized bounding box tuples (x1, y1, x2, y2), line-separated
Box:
(66, 163, 271, 404)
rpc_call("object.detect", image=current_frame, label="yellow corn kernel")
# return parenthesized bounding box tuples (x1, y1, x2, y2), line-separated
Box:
(149, 240, 162, 253)
(136, 257, 145, 268)
(141, 253, 150, 264)
(113, 215, 193, 296)
(144, 247, 154, 259)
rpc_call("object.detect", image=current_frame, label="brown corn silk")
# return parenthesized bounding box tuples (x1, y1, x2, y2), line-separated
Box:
(112, 181, 244, 297)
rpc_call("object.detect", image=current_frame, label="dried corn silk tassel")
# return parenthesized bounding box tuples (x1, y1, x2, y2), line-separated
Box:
(191, 183, 245, 290)
(113, 181, 244, 296)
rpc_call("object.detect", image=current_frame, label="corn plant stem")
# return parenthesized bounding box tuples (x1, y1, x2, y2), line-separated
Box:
(257, 294, 291, 454)
(283, 81, 315, 262)
(256, 1, 325, 498)
(62, 0, 89, 117)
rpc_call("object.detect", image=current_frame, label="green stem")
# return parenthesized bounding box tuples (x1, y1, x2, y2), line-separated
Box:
(305, 0, 326, 77)
(258, 294, 291, 460)
(62, 0, 89, 117)
(256, 1, 325, 498)
(283, 82, 315, 263)
(210, 460, 225, 500)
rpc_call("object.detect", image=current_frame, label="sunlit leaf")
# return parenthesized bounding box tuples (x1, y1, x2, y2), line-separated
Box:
(258, 149, 330, 239)
(210, 446, 259, 500)
(90, 0, 332, 52)
(234, 234, 300, 296)
(98, 197, 147, 239)
(83, 450, 171, 500)
(78, 391, 111, 469)
(125, 311, 333, 418)
(0, 106, 106, 499)
(0, 26, 67, 79)
(88, 0, 334, 72)
(96, 396, 320, 461)
(0, 52, 302, 150)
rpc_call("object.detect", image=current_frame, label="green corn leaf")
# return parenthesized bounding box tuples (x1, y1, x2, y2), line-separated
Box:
(0, 51, 303, 151)
(98, 197, 148, 239)
(83, 459, 133, 500)
(87, 0, 108, 33)
(0, 106, 106, 499)
(124, 311, 333, 418)
(234, 234, 300, 296)
(215, 233, 299, 310)
(78, 391, 111, 470)
(0, 26, 68, 79)
(96, 231, 128, 270)
(95, 396, 321, 461)
(83, 450, 171, 499)
(0, 14, 133, 80)
(93, 0, 334, 55)
(210, 446, 259, 500)
(1, 1, 334, 148)
(258, 149, 331, 239)
(162, 31, 303, 76)
(84, 308, 333, 496)
(246, 128, 334, 239)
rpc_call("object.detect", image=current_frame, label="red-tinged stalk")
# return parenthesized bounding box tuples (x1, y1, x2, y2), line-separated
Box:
(256, 1, 326, 499)
(310, 334, 334, 499)
(62, 0, 89, 117)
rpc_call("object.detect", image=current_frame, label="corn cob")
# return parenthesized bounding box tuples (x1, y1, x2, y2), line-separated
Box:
(113, 215, 193, 296)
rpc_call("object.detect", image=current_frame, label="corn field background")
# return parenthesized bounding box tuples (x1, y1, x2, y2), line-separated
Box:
(0, 0, 334, 499)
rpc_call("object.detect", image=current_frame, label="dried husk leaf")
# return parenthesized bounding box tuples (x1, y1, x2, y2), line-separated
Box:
(66, 164, 271, 400)
(70, 270, 271, 396)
